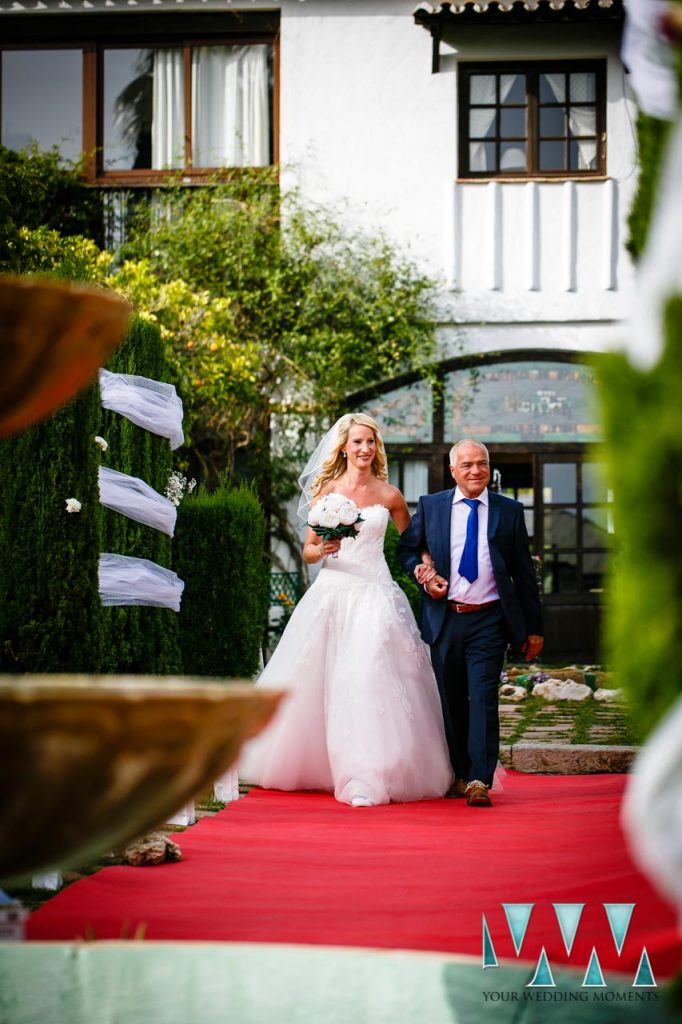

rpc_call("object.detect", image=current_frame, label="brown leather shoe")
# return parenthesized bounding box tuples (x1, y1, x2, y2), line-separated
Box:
(466, 781, 492, 807)
(445, 779, 468, 799)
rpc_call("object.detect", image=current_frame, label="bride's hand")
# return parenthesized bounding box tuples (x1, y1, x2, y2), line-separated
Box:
(414, 563, 436, 585)
(320, 539, 341, 557)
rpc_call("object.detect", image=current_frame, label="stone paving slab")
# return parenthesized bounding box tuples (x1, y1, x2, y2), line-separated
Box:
(502, 742, 639, 774)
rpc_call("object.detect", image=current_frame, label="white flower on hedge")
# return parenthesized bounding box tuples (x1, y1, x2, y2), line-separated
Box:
(187, 478, 197, 494)
(65, 498, 82, 514)
(94, 436, 109, 452)
(165, 470, 187, 507)
(338, 503, 358, 526)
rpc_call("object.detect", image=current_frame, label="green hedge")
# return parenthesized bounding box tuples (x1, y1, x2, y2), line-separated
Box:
(0, 383, 104, 672)
(599, 84, 682, 734)
(99, 316, 182, 674)
(0, 313, 185, 676)
(174, 484, 268, 678)
(599, 297, 682, 734)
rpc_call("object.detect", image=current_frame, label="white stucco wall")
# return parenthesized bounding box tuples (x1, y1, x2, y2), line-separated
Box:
(278, 1, 637, 359)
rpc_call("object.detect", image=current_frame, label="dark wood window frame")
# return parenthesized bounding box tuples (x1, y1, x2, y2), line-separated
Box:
(0, 14, 279, 185)
(458, 59, 607, 181)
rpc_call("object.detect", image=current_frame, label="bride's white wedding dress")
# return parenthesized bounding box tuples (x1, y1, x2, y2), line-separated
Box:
(239, 502, 454, 805)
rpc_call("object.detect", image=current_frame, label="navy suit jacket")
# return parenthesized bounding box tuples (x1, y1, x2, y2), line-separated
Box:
(397, 488, 543, 647)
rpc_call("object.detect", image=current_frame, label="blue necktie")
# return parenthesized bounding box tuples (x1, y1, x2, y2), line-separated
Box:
(458, 498, 480, 583)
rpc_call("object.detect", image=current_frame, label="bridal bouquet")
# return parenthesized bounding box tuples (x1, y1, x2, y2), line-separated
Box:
(307, 494, 364, 554)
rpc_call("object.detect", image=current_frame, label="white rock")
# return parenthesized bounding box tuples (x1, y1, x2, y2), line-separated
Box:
(593, 687, 624, 703)
(500, 684, 527, 701)
(532, 680, 592, 701)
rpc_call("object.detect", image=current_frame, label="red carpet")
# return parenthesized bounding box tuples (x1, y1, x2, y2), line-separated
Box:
(27, 772, 681, 979)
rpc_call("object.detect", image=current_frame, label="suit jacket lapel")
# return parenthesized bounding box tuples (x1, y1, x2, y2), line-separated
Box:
(487, 488, 501, 540)
(436, 488, 456, 580)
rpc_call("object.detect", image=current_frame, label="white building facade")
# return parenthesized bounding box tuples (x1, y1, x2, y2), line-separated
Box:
(0, 0, 634, 659)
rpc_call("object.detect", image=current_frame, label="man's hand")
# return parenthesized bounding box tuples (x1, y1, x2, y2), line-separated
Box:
(425, 575, 448, 600)
(521, 634, 544, 662)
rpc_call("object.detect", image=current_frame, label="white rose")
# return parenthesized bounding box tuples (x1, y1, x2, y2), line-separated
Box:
(94, 435, 108, 452)
(338, 503, 358, 526)
(323, 493, 344, 512)
(319, 510, 340, 529)
(65, 498, 82, 514)
(307, 505, 321, 527)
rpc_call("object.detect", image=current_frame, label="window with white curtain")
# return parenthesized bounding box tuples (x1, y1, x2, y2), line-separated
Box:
(459, 61, 606, 179)
(0, 29, 275, 179)
(103, 43, 272, 173)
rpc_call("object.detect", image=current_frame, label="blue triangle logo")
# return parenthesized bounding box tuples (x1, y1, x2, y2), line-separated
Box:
(582, 947, 607, 987)
(633, 948, 657, 988)
(527, 947, 555, 988)
(502, 903, 534, 956)
(482, 914, 498, 969)
(603, 903, 635, 954)
(553, 903, 584, 955)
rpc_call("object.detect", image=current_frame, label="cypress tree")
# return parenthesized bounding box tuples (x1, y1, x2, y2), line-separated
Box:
(0, 383, 104, 672)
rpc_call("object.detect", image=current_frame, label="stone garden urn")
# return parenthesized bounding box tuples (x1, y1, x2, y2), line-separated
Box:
(0, 678, 283, 884)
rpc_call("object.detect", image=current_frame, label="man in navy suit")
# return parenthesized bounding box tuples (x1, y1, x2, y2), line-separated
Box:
(398, 439, 543, 807)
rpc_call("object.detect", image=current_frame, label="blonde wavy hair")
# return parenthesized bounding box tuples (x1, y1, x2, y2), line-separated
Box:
(310, 413, 388, 498)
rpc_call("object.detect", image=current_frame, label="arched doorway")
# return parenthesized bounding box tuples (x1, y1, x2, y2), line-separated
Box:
(354, 352, 612, 663)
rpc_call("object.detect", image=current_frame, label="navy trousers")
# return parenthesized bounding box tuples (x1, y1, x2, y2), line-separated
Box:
(429, 603, 507, 788)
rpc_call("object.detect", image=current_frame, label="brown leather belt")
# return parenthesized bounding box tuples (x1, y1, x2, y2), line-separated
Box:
(448, 599, 500, 614)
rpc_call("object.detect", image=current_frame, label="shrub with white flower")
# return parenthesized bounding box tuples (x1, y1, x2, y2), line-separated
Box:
(94, 436, 109, 452)
(307, 493, 364, 548)
(65, 498, 82, 514)
(164, 470, 197, 507)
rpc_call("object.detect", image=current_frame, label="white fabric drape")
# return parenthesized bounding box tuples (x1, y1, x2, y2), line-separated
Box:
(569, 107, 597, 170)
(99, 467, 177, 537)
(152, 49, 185, 170)
(214, 767, 240, 803)
(99, 553, 185, 611)
(192, 45, 269, 167)
(621, 0, 677, 121)
(99, 369, 184, 449)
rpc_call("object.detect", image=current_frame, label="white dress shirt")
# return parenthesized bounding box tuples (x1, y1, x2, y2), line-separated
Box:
(448, 487, 500, 604)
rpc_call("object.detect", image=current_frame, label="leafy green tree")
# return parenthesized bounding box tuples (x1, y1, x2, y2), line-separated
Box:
(0, 146, 103, 270)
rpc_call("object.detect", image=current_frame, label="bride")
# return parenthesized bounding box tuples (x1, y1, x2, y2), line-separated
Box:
(239, 413, 453, 807)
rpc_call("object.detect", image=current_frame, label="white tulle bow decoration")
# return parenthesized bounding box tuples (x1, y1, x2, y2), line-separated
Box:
(98, 553, 185, 611)
(98, 467, 178, 537)
(99, 369, 184, 449)
(622, 697, 682, 919)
